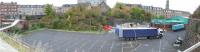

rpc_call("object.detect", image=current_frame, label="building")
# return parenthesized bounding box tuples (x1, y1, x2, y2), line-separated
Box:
(18, 5, 45, 16)
(0, 2, 18, 19)
(141, 6, 164, 16)
(98, 1, 110, 15)
(164, 10, 190, 18)
(125, 4, 142, 8)
(78, 0, 105, 6)
(124, 3, 190, 18)
(60, 4, 77, 13)
(165, 0, 169, 10)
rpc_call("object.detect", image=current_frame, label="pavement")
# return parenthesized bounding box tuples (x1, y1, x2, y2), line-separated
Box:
(21, 29, 186, 52)
(134, 30, 186, 52)
(0, 38, 18, 52)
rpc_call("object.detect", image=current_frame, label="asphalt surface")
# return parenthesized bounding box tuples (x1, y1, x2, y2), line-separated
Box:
(21, 29, 186, 52)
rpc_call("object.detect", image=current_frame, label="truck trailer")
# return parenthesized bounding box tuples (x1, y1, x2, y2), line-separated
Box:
(115, 27, 164, 40)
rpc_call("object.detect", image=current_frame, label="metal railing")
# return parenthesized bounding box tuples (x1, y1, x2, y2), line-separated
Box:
(180, 18, 200, 52)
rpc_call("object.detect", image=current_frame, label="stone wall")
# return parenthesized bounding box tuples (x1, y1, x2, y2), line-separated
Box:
(182, 19, 200, 52)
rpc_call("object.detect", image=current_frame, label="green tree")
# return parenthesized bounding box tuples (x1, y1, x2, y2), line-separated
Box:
(192, 6, 200, 18)
(63, 4, 105, 31)
(40, 4, 56, 28)
(44, 4, 55, 16)
(153, 15, 165, 19)
(108, 3, 131, 19)
(130, 7, 153, 22)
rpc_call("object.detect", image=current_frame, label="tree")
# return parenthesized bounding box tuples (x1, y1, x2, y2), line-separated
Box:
(192, 6, 200, 18)
(108, 3, 131, 19)
(44, 4, 55, 16)
(130, 7, 153, 22)
(40, 4, 56, 28)
(63, 4, 106, 31)
(153, 15, 165, 19)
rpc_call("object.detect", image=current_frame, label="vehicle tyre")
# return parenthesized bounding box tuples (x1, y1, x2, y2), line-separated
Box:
(147, 36, 150, 39)
(156, 34, 163, 39)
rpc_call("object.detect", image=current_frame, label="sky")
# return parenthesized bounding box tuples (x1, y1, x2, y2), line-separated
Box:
(0, 0, 200, 14)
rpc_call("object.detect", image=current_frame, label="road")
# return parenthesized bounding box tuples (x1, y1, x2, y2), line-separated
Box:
(134, 30, 186, 52)
(21, 29, 186, 52)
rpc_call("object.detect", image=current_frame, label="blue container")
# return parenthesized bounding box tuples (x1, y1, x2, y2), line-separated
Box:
(172, 24, 184, 31)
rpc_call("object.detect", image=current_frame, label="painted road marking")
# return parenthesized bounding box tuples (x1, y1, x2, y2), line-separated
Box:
(98, 41, 106, 52)
(78, 39, 89, 50)
(65, 48, 68, 52)
(109, 41, 114, 52)
(159, 39, 162, 52)
(121, 42, 124, 52)
(130, 43, 141, 52)
(88, 40, 99, 52)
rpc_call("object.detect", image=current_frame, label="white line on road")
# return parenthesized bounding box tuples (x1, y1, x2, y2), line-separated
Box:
(130, 43, 141, 52)
(98, 41, 106, 52)
(74, 49, 78, 52)
(159, 38, 162, 52)
(109, 41, 114, 52)
(122, 42, 124, 52)
(151, 48, 154, 52)
(78, 40, 89, 50)
(130, 42, 133, 48)
(65, 49, 68, 52)
(88, 40, 99, 52)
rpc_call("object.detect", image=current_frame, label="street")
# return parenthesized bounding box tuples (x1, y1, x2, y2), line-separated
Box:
(21, 29, 186, 52)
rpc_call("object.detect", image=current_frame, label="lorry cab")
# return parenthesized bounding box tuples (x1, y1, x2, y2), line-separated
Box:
(158, 28, 164, 35)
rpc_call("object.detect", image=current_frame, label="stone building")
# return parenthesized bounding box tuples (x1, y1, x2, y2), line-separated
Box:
(18, 5, 45, 16)
(124, 3, 190, 18)
(0, 2, 18, 19)
(60, 4, 77, 13)
(78, 0, 105, 6)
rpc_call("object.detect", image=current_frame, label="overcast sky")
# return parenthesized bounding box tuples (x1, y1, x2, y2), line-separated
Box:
(0, 0, 200, 14)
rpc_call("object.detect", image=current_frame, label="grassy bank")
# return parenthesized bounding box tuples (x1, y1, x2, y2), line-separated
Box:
(0, 32, 31, 52)
(22, 28, 107, 35)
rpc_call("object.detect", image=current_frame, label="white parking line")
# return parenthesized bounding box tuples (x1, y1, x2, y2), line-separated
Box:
(78, 40, 89, 50)
(88, 40, 99, 52)
(74, 49, 78, 52)
(159, 39, 162, 52)
(122, 42, 124, 52)
(67, 39, 85, 51)
(151, 48, 154, 52)
(65, 48, 68, 52)
(130, 42, 133, 48)
(98, 41, 106, 52)
(130, 43, 141, 52)
(109, 41, 114, 52)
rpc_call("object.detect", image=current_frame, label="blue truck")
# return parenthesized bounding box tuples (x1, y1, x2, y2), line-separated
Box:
(171, 24, 185, 31)
(115, 27, 164, 40)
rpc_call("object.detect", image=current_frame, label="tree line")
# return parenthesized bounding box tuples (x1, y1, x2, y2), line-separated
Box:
(33, 3, 154, 31)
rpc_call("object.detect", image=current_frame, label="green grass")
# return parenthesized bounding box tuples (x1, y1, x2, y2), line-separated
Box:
(0, 32, 31, 52)
(48, 29, 106, 34)
(22, 28, 107, 35)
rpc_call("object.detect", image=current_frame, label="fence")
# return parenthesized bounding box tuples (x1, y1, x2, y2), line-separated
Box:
(182, 18, 200, 52)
